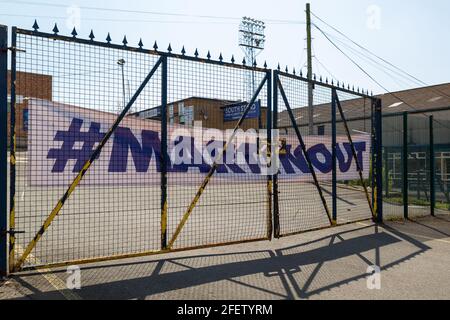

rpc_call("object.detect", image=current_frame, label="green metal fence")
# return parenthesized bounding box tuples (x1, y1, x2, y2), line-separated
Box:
(383, 108, 450, 219)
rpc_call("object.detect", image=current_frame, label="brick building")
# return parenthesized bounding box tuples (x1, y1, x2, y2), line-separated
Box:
(7, 71, 52, 149)
(132, 97, 268, 131)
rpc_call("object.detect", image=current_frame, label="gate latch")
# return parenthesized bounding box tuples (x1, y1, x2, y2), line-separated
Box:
(8, 46, 26, 53)
(1, 229, 25, 236)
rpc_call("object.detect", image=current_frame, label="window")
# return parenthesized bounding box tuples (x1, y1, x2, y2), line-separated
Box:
(388, 152, 402, 188)
(23, 109, 28, 131)
(178, 102, 185, 124)
(317, 125, 325, 136)
(437, 152, 450, 182)
(444, 158, 450, 182)
(169, 105, 174, 125)
(184, 106, 194, 127)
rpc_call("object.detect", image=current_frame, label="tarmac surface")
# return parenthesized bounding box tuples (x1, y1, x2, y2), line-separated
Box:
(1, 214, 449, 300)
(9, 152, 374, 269)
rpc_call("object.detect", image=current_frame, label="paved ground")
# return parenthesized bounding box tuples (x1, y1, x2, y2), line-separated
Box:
(9, 152, 373, 268)
(1, 214, 449, 300)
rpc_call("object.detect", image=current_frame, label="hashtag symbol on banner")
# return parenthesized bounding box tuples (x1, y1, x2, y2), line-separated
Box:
(47, 118, 105, 173)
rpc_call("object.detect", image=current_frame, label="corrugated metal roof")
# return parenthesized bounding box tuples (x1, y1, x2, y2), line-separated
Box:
(278, 83, 450, 127)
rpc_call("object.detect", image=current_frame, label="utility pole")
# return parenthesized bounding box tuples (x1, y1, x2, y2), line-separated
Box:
(306, 3, 314, 135)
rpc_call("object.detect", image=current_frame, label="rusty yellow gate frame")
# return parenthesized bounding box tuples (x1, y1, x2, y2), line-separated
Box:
(8, 24, 275, 272)
(3, 23, 383, 274)
(275, 73, 334, 228)
(272, 70, 382, 238)
(166, 74, 271, 249)
(13, 57, 165, 271)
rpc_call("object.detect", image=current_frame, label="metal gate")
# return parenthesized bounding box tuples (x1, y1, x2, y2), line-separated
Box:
(4, 24, 273, 272)
(273, 70, 382, 237)
(0, 23, 382, 274)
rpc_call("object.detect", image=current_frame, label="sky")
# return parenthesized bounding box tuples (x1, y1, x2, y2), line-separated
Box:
(1, 0, 449, 94)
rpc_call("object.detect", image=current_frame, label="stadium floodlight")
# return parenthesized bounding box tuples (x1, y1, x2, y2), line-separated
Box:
(239, 17, 266, 99)
(239, 17, 265, 51)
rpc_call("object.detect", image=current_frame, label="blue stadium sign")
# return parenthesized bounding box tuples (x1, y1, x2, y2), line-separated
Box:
(223, 101, 260, 122)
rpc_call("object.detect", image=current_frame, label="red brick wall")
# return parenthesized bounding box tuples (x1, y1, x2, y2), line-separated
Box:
(7, 71, 52, 148)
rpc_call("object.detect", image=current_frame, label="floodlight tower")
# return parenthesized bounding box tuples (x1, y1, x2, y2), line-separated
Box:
(239, 17, 266, 100)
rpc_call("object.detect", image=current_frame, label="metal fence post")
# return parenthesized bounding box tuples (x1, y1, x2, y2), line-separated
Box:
(9, 27, 17, 273)
(374, 98, 383, 223)
(371, 98, 375, 207)
(331, 88, 337, 223)
(266, 71, 273, 239)
(161, 55, 168, 250)
(403, 112, 409, 219)
(384, 148, 389, 198)
(0, 25, 8, 276)
(429, 115, 435, 216)
(272, 70, 280, 238)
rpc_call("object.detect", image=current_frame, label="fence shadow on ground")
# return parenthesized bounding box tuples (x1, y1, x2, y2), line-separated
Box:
(395, 213, 450, 240)
(10, 222, 433, 300)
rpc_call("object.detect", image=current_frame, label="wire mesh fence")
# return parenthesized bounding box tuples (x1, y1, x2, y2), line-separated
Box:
(407, 114, 431, 217)
(7, 26, 275, 271)
(433, 109, 450, 213)
(276, 73, 332, 235)
(274, 72, 379, 237)
(335, 91, 374, 224)
(11, 28, 163, 269)
(382, 114, 405, 218)
(382, 108, 450, 219)
(165, 56, 271, 250)
(2, 24, 383, 272)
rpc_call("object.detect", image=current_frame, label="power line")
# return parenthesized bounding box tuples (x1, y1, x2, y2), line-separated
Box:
(311, 11, 426, 85)
(0, 13, 243, 25)
(309, 11, 426, 91)
(310, 10, 450, 100)
(0, 13, 305, 25)
(314, 23, 450, 130)
(314, 56, 337, 81)
(312, 18, 450, 132)
(298, 44, 306, 74)
(320, 29, 424, 89)
(314, 38, 429, 136)
(312, 40, 376, 134)
(313, 36, 406, 136)
(1, 0, 241, 20)
(314, 25, 383, 93)
(321, 30, 417, 89)
(0, 0, 306, 25)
